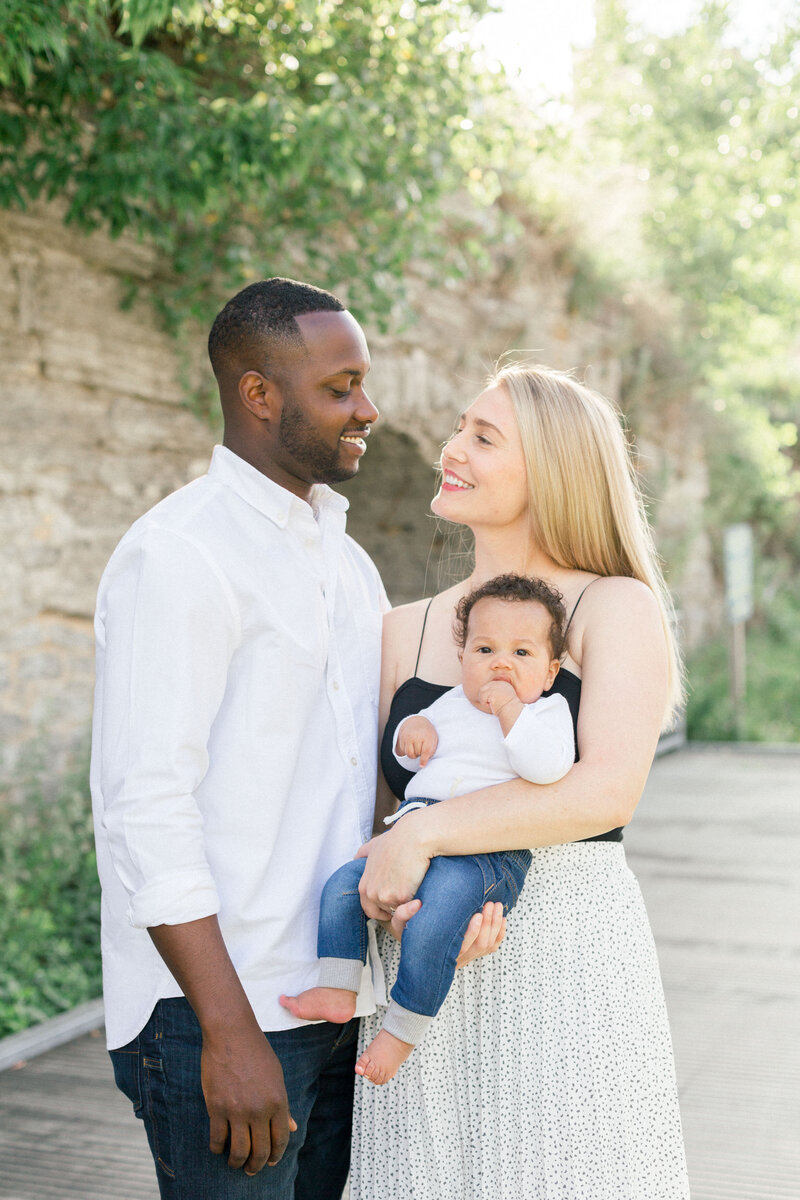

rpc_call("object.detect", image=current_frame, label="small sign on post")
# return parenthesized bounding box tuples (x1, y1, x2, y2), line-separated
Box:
(723, 523, 754, 738)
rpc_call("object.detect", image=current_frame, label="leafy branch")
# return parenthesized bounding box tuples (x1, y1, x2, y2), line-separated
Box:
(1, 0, 500, 328)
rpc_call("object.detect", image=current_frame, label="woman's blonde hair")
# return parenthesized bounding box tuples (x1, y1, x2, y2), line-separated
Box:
(493, 363, 685, 725)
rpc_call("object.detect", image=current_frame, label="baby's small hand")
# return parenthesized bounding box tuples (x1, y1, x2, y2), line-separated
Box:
(478, 679, 519, 716)
(396, 716, 439, 766)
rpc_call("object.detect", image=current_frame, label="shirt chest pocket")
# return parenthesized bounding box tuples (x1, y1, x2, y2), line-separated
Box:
(271, 601, 328, 667)
(334, 569, 383, 704)
(353, 608, 382, 704)
(244, 580, 329, 694)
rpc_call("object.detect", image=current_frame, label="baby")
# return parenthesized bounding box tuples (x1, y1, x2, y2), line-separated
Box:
(281, 574, 575, 1083)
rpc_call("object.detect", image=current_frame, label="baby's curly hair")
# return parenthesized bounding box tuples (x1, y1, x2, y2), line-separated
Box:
(454, 574, 568, 661)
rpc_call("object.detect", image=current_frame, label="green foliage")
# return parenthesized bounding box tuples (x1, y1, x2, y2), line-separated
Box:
(702, 396, 800, 556)
(0, 0, 499, 328)
(566, 0, 800, 576)
(0, 760, 101, 1038)
(582, 0, 800, 341)
(686, 612, 800, 743)
(687, 551, 800, 742)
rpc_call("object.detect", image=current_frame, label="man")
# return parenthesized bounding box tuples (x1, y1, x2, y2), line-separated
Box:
(90, 278, 386, 1199)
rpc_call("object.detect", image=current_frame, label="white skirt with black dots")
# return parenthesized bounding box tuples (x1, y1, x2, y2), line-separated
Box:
(351, 842, 690, 1200)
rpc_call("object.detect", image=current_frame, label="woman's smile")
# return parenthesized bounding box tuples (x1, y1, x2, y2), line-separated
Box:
(432, 386, 528, 529)
(441, 469, 474, 491)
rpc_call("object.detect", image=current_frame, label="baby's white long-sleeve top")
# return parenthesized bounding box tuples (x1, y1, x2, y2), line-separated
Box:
(392, 686, 575, 802)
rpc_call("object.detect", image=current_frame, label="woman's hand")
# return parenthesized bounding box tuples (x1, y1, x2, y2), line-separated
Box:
(383, 898, 505, 966)
(456, 902, 506, 967)
(355, 814, 432, 920)
(383, 898, 422, 941)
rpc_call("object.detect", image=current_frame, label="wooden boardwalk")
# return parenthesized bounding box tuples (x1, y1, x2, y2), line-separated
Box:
(1, 743, 798, 1199)
(630, 744, 800, 1199)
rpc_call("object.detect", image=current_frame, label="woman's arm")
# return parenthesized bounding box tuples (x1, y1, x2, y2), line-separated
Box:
(372, 773, 398, 836)
(370, 601, 433, 832)
(358, 577, 669, 917)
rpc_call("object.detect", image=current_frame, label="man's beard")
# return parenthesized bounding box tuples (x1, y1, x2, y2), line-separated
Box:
(278, 389, 359, 485)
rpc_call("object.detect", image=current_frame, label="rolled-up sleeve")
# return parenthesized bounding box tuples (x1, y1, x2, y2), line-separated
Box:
(96, 527, 241, 929)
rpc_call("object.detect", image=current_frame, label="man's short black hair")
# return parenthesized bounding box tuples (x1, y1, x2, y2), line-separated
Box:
(454, 574, 568, 660)
(208, 277, 345, 381)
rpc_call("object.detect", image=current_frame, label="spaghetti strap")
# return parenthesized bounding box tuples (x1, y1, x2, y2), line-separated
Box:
(564, 576, 603, 638)
(413, 598, 434, 676)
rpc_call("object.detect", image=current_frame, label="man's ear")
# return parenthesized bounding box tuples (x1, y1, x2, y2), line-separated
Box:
(238, 371, 281, 423)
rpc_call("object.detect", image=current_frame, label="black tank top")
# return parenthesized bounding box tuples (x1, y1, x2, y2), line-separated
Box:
(379, 587, 624, 844)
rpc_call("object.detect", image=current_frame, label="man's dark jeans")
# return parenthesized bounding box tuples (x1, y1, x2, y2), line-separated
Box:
(110, 997, 357, 1199)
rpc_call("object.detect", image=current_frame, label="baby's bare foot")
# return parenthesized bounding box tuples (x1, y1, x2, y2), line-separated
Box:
(355, 1028, 414, 1085)
(279, 987, 356, 1023)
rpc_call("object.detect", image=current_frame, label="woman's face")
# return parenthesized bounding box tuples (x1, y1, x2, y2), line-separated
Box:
(431, 386, 528, 530)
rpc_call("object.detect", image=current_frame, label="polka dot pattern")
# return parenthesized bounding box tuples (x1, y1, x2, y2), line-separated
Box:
(351, 842, 689, 1199)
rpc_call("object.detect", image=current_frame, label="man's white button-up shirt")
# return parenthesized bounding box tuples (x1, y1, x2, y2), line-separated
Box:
(91, 446, 388, 1049)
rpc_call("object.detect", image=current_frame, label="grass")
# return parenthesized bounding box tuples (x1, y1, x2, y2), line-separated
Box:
(686, 612, 800, 743)
(0, 757, 101, 1039)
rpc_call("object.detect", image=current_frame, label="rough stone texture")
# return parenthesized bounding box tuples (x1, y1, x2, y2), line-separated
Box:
(1, 201, 714, 789)
(1, 204, 216, 786)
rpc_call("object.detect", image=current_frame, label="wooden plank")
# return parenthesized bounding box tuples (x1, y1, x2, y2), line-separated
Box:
(0, 745, 797, 1199)
(627, 744, 800, 1200)
(0, 1029, 157, 1200)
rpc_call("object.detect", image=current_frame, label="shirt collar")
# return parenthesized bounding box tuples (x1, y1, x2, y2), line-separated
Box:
(208, 445, 349, 528)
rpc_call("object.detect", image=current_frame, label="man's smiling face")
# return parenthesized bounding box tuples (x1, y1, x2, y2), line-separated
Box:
(270, 309, 378, 494)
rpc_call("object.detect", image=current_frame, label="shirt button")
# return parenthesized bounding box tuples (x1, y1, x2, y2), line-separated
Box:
(350, 756, 358, 766)
(332, 680, 340, 690)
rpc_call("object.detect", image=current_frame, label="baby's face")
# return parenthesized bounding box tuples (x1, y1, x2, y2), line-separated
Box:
(460, 597, 560, 710)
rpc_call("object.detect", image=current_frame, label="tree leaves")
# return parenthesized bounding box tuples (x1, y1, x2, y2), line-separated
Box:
(0, 1, 70, 89)
(116, 0, 185, 47)
(0, 0, 498, 327)
(572, 0, 800, 550)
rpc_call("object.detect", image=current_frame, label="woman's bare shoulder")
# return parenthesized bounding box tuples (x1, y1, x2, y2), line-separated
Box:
(382, 597, 432, 657)
(381, 599, 434, 691)
(384, 583, 464, 629)
(383, 596, 431, 634)
(581, 575, 659, 612)
(382, 586, 465, 674)
(574, 576, 664, 652)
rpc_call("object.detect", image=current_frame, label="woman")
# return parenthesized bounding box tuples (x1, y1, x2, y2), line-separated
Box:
(350, 364, 690, 1198)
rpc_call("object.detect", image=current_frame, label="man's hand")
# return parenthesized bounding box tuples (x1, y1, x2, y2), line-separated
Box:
(148, 916, 298, 1176)
(396, 715, 439, 766)
(202, 1020, 297, 1175)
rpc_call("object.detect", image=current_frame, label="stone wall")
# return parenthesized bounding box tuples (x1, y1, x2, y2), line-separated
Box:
(0, 201, 715, 789)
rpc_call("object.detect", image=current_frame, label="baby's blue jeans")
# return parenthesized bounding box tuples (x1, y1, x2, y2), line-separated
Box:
(317, 799, 531, 1043)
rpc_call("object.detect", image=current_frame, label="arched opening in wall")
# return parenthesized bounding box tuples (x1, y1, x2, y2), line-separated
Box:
(336, 428, 473, 605)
